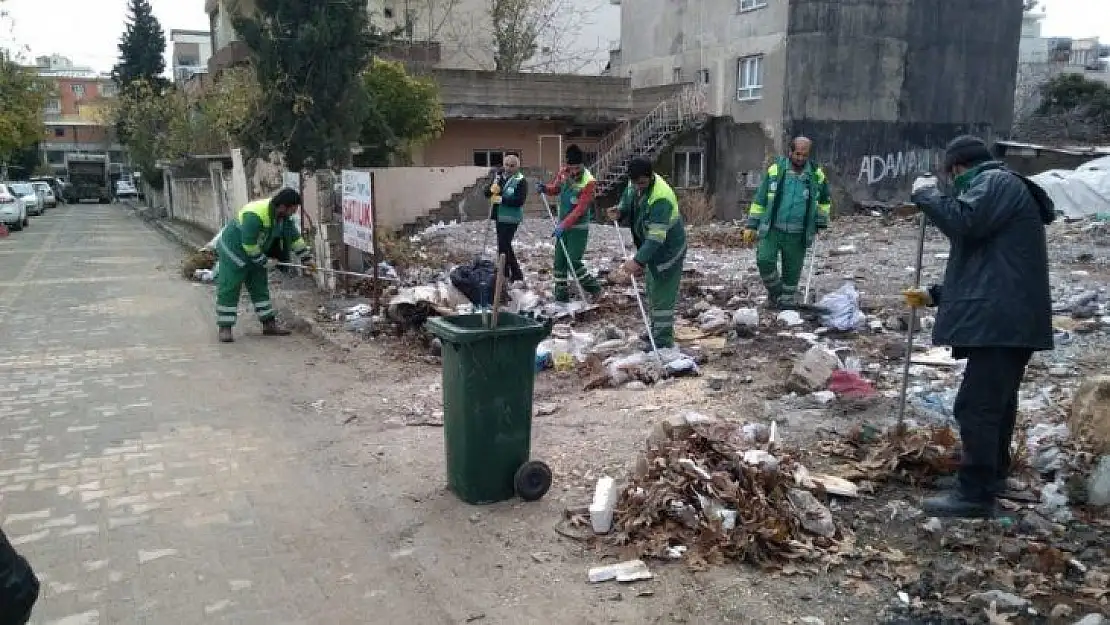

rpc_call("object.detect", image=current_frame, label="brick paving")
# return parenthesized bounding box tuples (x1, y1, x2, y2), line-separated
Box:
(0, 205, 433, 624)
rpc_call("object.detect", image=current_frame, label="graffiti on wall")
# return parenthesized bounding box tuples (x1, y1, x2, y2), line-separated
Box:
(856, 149, 941, 185)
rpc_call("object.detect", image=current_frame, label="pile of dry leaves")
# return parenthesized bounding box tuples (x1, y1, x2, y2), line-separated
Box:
(605, 416, 850, 568)
(817, 425, 962, 484)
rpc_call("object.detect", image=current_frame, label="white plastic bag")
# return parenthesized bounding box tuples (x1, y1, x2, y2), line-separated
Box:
(818, 282, 867, 331)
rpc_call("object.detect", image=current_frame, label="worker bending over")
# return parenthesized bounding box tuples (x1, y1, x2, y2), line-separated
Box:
(906, 135, 1055, 518)
(214, 188, 315, 343)
(744, 137, 831, 308)
(536, 144, 602, 302)
(608, 157, 686, 349)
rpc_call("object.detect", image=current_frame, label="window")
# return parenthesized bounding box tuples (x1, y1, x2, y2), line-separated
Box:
(101, 82, 117, 97)
(737, 55, 763, 100)
(44, 99, 61, 114)
(53, 127, 65, 138)
(672, 67, 682, 83)
(473, 150, 520, 168)
(673, 149, 705, 188)
(739, 0, 768, 11)
(698, 69, 710, 84)
(72, 84, 85, 98)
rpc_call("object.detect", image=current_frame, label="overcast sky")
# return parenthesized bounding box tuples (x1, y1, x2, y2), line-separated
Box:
(0, 0, 1106, 75)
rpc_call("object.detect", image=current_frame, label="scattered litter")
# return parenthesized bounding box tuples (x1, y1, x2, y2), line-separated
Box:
(587, 559, 653, 583)
(590, 476, 619, 534)
(786, 345, 840, 394)
(827, 369, 876, 399)
(817, 282, 866, 331)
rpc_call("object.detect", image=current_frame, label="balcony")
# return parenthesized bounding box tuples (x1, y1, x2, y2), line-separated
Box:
(433, 70, 633, 123)
(208, 40, 250, 74)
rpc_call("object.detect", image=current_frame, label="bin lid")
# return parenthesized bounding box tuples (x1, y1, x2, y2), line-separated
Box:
(426, 313, 551, 345)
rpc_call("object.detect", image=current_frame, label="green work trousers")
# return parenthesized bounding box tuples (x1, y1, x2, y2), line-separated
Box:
(756, 229, 808, 306)
(553, 228, 600, 302)
(216, 262, 274, 328)
(644, 260, 684, 348)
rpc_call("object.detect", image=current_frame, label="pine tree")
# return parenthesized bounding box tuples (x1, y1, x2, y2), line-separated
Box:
(233, 0, 385, 170)
(112, 0, 166, 91)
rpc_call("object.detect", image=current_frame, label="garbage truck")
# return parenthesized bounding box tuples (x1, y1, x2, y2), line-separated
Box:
(64, 153, 111, 204)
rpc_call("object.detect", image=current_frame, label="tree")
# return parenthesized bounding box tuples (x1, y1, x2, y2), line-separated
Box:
(356, 58, 444, 166)
(1017, 73, 1110, 143)
(192, 66, 262, 154)
(112, 0, 167, 91)
(446, 0, 605, 73)
(108, 80, 192, 189)
(232, 0, 385, 171)
(0, 52, 49, 165)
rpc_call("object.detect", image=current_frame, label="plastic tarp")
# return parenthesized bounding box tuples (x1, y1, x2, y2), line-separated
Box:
(1029, 155, 1110, 219)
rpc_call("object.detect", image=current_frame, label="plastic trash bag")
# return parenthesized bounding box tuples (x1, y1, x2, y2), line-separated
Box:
(818, 282, 867, 331)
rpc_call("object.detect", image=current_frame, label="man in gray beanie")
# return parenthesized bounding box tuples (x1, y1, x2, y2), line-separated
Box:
(905, 135, 1056, 518)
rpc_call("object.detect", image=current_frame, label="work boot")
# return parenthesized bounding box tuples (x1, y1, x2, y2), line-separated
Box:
(921, 491, 996, 519)
(261, 319, 292, 336)
(933, 475, 1008, 495)
(218, 327, 234, 343)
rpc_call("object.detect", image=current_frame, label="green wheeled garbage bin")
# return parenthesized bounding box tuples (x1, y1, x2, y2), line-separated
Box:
(426, 312, 553, 505)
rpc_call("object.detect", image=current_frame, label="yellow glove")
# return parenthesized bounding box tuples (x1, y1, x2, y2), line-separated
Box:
(742, 229, 756, 245)
(490, 183, 501, 195)
(304, 260, 318, 275)
(902, 287, 932, 308)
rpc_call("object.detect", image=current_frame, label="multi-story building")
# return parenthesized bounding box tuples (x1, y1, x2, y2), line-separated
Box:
(32, 55, 125, 174)
(171, 29, 213, 83)
(609, 0, 1025, 214)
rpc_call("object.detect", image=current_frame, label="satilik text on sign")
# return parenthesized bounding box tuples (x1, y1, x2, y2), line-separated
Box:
(341, 170, 374, 253)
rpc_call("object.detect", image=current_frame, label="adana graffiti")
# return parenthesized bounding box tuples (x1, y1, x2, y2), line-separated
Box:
(856, 149, 941, 185)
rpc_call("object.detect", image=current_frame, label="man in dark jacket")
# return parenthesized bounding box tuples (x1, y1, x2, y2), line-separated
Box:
(905, 135, 1056, 518)
(1, 527, 39, 625)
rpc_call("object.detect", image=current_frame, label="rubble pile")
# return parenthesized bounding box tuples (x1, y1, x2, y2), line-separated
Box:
(606, 413, 849, 568)
(182, 248, 216, 281)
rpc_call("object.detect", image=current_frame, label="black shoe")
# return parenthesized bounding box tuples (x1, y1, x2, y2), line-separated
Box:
(933, 476, 1007, 494)
(921, 491, 996, 519)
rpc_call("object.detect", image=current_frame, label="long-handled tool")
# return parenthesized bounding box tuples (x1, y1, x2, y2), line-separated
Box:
(895, 214, 929, 434)
(489, 253, 506, 329)
(539, 192, 590, 306)
(275, 262, 399, 281)
(612, 220, 665, 369)
(802, 232, 821, 306)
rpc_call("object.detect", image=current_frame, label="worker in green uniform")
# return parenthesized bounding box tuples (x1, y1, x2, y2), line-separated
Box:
(608, 157, 686, 349)
(742, 137, 831, 308)
(214, 188, 315, 343)
(536, 144, 602, 302)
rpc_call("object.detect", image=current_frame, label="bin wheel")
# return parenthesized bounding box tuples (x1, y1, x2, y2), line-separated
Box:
(514, 460, 552, 502)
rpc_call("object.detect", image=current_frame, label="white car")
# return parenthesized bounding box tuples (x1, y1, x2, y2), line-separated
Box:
(7, 182, 44, 216)
(32, 181, 57, 208)
(115, 180, 138, 200)
(0, 184, 29, 232)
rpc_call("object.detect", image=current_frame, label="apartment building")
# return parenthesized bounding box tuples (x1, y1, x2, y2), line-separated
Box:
(32, 55, 125, 173)
(171, 29, 213, 83)
(610, 0, 1024, 213)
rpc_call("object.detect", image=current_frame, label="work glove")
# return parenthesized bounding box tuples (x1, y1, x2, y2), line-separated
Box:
(250, 254, 268, 268)
(741, 228, 757, 245)
(490, 183, 501, 196)
(911, 174, 938, 195)
(552, 224, 565, 239)
(902, 287, 933, 308)
(535, 181, 547, 195)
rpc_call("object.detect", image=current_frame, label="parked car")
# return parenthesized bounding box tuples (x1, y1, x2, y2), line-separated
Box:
(31, 181, 56, 208)
(6, 182, 43, 217)
(114, 180, 138, 200)
(0, 184, 29, 231)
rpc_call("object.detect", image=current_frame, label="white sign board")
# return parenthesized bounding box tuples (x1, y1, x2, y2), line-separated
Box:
(282, 171, 300, 191)
(341, 170, 374, 253)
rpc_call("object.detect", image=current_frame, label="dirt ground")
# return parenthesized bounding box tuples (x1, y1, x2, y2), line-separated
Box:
(243, 213, 1110, 624)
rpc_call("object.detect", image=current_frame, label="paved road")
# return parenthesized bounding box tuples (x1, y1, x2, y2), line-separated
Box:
(0, 205, 434, 624)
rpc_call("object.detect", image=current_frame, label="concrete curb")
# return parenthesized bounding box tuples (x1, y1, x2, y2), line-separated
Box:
(132, 205, 351, 353)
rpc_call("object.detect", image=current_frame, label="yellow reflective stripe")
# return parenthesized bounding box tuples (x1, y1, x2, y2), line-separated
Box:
(291, 237, 308, 252)
(815, 168, 827, 183)
(238, 199, 272, 227)
(647, 225, 668, 241)
(749, 202, 766, 215)
(242, 243, 262, 255)
(818, 202, 831, 215)
(767, 163, 779, 176)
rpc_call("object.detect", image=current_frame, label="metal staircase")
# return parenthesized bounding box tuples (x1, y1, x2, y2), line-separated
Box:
(589, 83, 710, 196)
